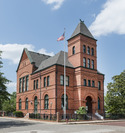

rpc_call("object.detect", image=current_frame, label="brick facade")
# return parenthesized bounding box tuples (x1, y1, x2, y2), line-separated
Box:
(16, 21, 104, 116)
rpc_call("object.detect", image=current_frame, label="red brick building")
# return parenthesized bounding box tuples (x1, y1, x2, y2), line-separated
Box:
(16, 21, 104, 115)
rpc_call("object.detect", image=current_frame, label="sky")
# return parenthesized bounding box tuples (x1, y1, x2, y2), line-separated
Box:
(0, 0, 125, 95)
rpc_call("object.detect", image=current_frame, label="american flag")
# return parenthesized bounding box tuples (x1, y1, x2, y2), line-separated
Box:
(57, 32, 65, 41)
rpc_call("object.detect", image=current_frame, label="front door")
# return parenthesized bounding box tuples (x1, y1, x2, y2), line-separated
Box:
(86, 96, 92, 113)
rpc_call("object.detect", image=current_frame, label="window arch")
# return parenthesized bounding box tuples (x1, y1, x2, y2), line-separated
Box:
(87, 46, 90, 55)
(44, 95, 49, 109)
(72, 46, 75, 55)
(91, 48, 94, 56)
(34, 96, 38, 113)
(19, 99, 21, 110)
(83, 45, 86, 53)
(61, 94, 68, 109)
(25, 98, 28, 110)
(98, 97, 100, 110)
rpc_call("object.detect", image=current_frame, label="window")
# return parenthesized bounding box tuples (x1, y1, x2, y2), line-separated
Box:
(88, 59, 90, 68)
(47, 76, 50, 86)
(87, 46, 90, 54)
(98, 97, 100, 110)
(34, 96, 37, 113)
(66, 76, 69, 86)
(83, 45, 86, 53)
(61, 94, 68, 109)
(84, 79, 86, 86)
(98, 81, 101, 90)
(26, 76, 29, 91)
(34, 80, 36, 90)
(44, 77, 46, 87)
(19, 78, 22, 93)
(83, 58, 86, 67)
(60, 75, 69, 86)
(25, 98, 28, 110)
(60, 75, 64, 85)
(91, 48, 94, 56)
(92, 60, 94, 69)
(19, 99, 21, 110)
(44, 95, 49, 109)
(22, 77, 25, 92)
(88, 80, 91, 87)
(36, 79, 38, 89)
(92, 80, 95, 87)
(72, 46, 75, 55)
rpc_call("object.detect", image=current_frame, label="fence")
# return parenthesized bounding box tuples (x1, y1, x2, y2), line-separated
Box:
(29, 113, 57, 121)
(59, 114, 92, 121)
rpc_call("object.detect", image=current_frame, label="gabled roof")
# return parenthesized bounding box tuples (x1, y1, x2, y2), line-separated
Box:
(34, 51, 74, 73)
(16, 48, 50, 72)
(68, 20, 95, 40)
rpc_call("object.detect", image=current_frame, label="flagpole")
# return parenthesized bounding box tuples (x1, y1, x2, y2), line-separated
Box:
(64, 28, 66, 120)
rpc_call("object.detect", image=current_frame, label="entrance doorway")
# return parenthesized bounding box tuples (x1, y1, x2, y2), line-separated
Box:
(86, 96, 92, 113)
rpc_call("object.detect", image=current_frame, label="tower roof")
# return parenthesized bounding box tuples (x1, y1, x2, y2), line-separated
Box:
(68, 20, 95, 40)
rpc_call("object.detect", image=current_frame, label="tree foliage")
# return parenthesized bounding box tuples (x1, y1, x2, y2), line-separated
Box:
(76, 106, 87, 114)
(2, 92, 16, 113)
(0, 51, 10, 110)
(105, 70, 125, 114)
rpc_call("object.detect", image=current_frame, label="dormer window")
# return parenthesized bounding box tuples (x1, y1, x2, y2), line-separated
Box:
(72, 46, 75, 55)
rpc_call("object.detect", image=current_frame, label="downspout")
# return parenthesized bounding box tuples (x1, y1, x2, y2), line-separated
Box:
(55, 65, 57, 113)
(40, 74, 41, 114)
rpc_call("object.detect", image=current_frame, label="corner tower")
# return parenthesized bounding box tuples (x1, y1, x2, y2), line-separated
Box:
(68, 20, 97, 70)
(68, 20, 104, 115)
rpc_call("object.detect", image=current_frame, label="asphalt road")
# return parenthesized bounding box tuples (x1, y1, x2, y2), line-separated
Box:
(0, 117, 125, 133)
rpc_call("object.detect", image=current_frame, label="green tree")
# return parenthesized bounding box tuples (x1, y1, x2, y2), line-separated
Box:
(0, 51, 10, 110)
(76, 106, 87, 114)
(2, 92, 16, 113)
(105, 70, 125, 114)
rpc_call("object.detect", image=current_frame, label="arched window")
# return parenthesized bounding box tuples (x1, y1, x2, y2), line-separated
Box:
(92, 60, 94, 69)
(83, 45, 86, 53)
(91, 48, 94, 56)
(19, 99, 21, 110)
(44, 95, 49, 109)
(83, 58, 86, 67)
(72, 46, 75, 55)
(87, 46, 90, 55)
(34, 96, 37, 113)
(61, 94, 68, 109)
(25, 98, 28, 110)
(98, 97, 100, 110)
(98, 81, 101, 90)
(88, 59, 90, 68)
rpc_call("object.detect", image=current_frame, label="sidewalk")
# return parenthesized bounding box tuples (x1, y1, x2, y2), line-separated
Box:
(1, 116, 125, 125)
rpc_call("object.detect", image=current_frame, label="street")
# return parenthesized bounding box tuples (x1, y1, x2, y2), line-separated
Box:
(0, 117, 125, 133)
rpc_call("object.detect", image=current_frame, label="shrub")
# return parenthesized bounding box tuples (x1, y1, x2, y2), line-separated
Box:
(13, 111, 24, 117)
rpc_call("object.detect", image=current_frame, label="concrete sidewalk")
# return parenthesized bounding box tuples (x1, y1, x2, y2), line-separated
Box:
(1, 116, 125, 125)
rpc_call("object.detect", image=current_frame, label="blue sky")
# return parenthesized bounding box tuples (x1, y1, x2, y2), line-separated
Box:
(0, 0, 125, 94)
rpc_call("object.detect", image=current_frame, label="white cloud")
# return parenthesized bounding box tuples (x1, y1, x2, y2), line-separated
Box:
(42, 0, 65, 10)
(89, 0, 125, 37)
(0, 44, 54, 64)
(6, 82, 17, 94)
(38, 48, 54, 56)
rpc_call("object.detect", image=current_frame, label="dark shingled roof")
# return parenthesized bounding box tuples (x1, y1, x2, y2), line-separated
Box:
(16, 48, 50, 72)
(34, 51, 74, 73)
(69, 20, 95, 40)
(28, 50, 50, 68)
